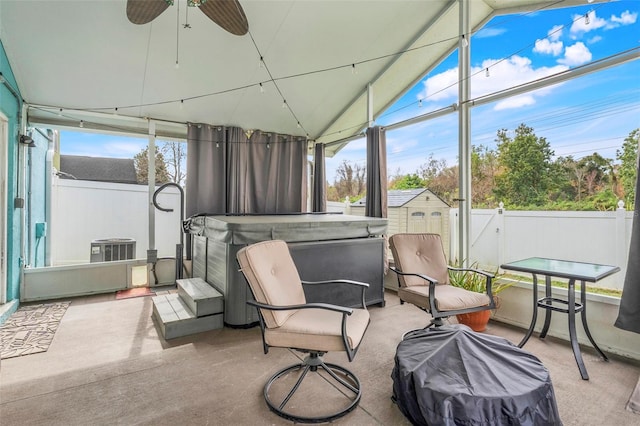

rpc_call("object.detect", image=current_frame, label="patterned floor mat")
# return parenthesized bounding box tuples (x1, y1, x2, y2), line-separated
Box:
(0, 301, 71, 359)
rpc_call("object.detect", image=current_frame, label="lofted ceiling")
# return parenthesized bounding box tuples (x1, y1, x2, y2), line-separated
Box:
(0, 0, 595, 155)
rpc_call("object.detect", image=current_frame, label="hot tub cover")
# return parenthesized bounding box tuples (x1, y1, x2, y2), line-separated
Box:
(391, 325, 561, 426)
(183, 213, 387, 245)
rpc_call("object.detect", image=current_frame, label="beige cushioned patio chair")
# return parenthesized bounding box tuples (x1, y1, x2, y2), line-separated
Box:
(389, 233, 495, 328)
(236, 239, 370, 423)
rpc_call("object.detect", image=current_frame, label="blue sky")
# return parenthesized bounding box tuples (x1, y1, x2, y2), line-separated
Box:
(61, 1, 640, 182)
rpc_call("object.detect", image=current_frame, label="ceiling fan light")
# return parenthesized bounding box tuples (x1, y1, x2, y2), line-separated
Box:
(188, 0, 207, 7)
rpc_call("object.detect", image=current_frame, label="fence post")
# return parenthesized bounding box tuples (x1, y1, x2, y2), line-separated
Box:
(497, 202, 505, 269)
(616, 199, 627, 284)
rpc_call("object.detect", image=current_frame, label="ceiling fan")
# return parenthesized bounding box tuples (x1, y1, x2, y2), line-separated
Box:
(126, 0, 249, 36)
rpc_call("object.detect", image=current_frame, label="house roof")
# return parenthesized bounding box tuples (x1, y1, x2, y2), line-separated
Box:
(354, 188, 430, 207)
(0, 1, 593, 156)
(59, 155, 138, 185)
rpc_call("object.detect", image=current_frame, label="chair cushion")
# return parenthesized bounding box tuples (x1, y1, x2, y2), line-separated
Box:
(389, 233, 449, 287)
(398, 284, 491, 312)
(237, 240, 306, 328)
(264, 308, 370, 353)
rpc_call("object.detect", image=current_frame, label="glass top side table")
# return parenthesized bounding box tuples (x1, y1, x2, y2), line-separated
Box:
(501, 257, 620, 380)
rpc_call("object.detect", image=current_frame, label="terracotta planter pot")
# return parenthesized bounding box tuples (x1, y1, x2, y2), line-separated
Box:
(456, 310, 491, 332)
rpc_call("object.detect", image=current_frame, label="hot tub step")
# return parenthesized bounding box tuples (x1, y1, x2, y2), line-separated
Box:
(152, 294, 223, 340)
(177, 277, 224, 317)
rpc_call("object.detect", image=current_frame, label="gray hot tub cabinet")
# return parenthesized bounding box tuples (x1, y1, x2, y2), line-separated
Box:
(185, 214, 388, 327)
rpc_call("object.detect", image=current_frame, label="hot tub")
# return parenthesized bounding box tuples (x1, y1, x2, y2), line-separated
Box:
(184, 214, 388, 327)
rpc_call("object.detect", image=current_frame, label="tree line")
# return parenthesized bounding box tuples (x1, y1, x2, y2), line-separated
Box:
(328, 125, 639, 211)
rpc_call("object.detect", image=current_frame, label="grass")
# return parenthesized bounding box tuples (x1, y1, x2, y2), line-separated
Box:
(500, 274, 622, 298)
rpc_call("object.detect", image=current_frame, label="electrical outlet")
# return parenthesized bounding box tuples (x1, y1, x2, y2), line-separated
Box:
(35, 222, 47, 238)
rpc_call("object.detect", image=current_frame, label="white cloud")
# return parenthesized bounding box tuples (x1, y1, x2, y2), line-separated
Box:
(558, 42, 592, 66)
(494, 95, 536, 111)
(610, 10, 638, 26)
(534, 38, 563, 56)
(570, 11, 607, 37)
(587, 35, 603, 44)
(548, 25, 564, 42)
(419, 55, 568, 110)
(475, 27, 507, 38)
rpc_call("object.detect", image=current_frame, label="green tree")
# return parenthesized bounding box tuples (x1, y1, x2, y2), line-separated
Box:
(390, 173, 424, 190)
(616, 128, 639, 208)
(134, 147, 170, 184)
(493, 124, 554, 207)
(418, 154, 458, 205)
(471, 145, 499, 207)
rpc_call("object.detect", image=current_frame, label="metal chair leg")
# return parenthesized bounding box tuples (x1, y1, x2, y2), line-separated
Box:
(263, 353, 362, 423)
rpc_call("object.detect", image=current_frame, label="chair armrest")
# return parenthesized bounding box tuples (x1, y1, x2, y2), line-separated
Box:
(247, 300, 354, 315)
(301, 279, 369, 289)
(447, 266, 495, 279)
(389, 266, 439, 285)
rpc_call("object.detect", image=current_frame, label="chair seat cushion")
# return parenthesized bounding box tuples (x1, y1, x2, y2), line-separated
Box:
(265, 307, 370, 353)
(398, 284, 491, 312)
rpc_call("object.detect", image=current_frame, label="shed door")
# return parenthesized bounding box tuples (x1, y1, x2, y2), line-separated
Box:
(408, 209, 427, 233)
(427, 211, 443, 234)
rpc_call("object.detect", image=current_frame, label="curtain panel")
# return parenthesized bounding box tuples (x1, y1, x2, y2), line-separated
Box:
(186, 124, 307, 217)
(365, 126, 388, 218)
(615, 162, 640, 334)
(312, 143, 326, 212)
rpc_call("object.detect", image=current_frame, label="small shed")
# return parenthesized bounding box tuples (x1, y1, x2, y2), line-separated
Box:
(349, 188, 451, 258)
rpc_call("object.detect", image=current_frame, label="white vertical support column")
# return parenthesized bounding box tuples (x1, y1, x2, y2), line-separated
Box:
(497, 202, 506, 269)
(615, 200, 627, 284)
(367, 83, 374, 128)
(458, 0, 471, 266)
(147, 120, 157, 264)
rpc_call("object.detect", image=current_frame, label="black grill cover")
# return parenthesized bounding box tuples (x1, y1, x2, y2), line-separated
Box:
(391, 325, 561, 426)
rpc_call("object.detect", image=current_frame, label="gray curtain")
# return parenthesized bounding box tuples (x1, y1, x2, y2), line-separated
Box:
(312, 143, 326, 212)
(187, 124, 307, 216)
(365, 126, 387, 218)
(615, 162, 640, 334)
(185, 124, 227, 217)
(244, 132, 307, 214)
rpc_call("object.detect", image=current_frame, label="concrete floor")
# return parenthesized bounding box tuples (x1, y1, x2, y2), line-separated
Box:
(1, 290, 639, 425)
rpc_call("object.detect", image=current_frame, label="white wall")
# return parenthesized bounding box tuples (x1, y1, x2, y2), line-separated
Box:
(50, 177, 181, 265)
(450, 206, 633, 291)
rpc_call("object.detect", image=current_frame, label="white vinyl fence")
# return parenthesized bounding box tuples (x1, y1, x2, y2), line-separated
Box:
(329, 200, 633, 290)
(50, 178, 182, 265)
(451, 204, 633, 291)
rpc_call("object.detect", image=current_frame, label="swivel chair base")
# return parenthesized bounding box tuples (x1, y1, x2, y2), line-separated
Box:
(263, 352, 362, 424)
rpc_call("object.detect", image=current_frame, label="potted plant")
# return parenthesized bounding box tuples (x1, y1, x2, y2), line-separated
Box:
(448, 261, 512, 332)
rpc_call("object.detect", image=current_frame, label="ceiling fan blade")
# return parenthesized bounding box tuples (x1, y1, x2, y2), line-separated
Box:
(199, 0, 249, 36)
(127, 0, 171, 25)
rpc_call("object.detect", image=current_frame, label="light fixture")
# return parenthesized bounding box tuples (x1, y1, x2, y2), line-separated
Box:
(79, 120, 84, 128)
(19, 135, 36, 148)
(461, 34, 469, 47)
(187, 0, 208, 7)
(351, 64, 357, 75)
(58, 108, 62, 116)
(585, 13, 590, 25)
(418, 99, 423, 108)
(485, 67, 490, 77)
(282, 100, 287, 109)
(259, 56, 264, 68)
(179, 99, 184, 109)
(259, 82, 265, 93)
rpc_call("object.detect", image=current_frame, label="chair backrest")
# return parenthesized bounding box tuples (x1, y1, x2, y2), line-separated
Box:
(237, 240, 306, 328)
(389, 233, 450, 287)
